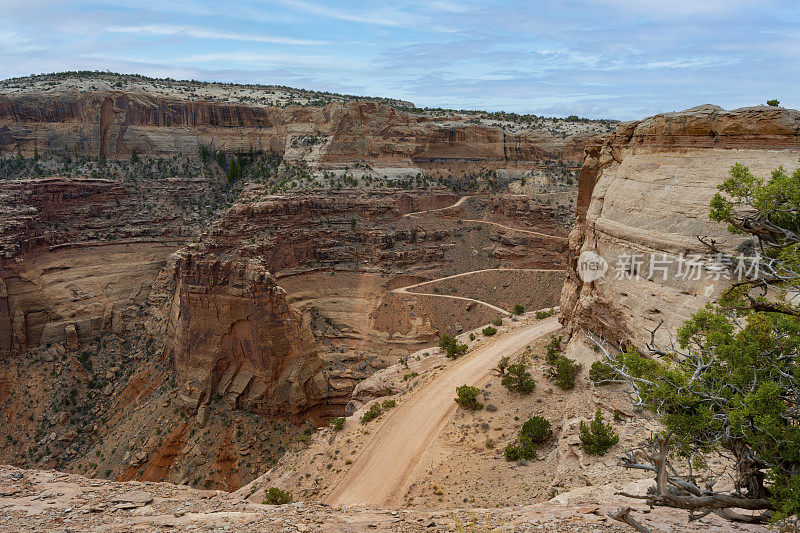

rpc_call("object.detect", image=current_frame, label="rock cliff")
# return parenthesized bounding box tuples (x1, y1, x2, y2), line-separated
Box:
(157, 250, 327, 416)
(561, 105, 800, 349)
(0, 89, 595, 173)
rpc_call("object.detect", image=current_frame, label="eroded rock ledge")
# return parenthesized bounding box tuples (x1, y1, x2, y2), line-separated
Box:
(561, 105, 800, 349)
(157, 250, 328, 418)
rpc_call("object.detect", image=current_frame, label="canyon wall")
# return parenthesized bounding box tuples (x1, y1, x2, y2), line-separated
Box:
(157, 251, 327, 417)
(561, 104, 800, 349)
(0, 90, 591, 170)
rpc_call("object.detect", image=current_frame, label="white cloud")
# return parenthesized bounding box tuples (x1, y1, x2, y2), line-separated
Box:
(106, 24, 326, 46)
(177, 52, 364, 70)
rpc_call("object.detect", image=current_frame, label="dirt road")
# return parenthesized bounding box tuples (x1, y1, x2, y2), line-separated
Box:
(403, 195, 566, 241)
(392, 267, 564, 315)
(324, 316, 561, 507)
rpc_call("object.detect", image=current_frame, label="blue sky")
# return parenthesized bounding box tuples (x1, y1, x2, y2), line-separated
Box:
(2, 0, 798, 119)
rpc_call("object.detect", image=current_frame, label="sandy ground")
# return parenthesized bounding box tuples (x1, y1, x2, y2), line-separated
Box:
(323, 317, 561, 507)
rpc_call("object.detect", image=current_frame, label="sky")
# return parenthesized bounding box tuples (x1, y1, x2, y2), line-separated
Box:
(1, 0, 798, 120)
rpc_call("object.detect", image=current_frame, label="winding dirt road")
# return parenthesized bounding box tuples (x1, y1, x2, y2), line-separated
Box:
(324, 315, 561, 507)
(403, 195, 567, 242)
(392, 267, 564, 315)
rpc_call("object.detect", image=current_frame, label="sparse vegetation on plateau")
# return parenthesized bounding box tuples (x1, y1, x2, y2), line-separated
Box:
(360, 399, 397, 424)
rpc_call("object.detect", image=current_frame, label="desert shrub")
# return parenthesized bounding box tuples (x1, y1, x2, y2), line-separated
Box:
(521, 416, 552, 445)
(482, 326, 497, 336)
(381, 399, 396, 409)
(469, 333, 475, 341)
(263, 487, 293, 505)
(579, 408, 618, 455)
(554, 356, 582, 390)
(439, 333, 468, 359)
(491, 317, 503, 326)
(501, 363, 536, 394)
(535, 308, 555, 319)
(513, 304, 525, 315)
(544, 335, 563, 365)
(767, 99, 780, 106)
(504, 442, 523, 461)
(454, 385, 483, 410)
(329, 417, 345, 431)
(494, 356, 510, 377)
(360, 403, 383, 424)
(588, 361, 619, 385)
(504, 416, 552, 461)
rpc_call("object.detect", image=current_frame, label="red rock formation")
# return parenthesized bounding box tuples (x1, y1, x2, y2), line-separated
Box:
(0, 174, 221, 356)
(158, 250, 327, 416)
(0, 91, 592, 170)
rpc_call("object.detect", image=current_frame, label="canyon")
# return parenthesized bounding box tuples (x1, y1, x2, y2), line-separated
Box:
(0, 72, 794, 532)
(0, 73, 578, 491)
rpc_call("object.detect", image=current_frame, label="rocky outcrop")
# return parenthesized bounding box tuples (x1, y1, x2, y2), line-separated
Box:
(0, 171, 233, 356)
(159, 250, 327, 416)
(561, 105, 800, 348)
(0, 90, 593, 170)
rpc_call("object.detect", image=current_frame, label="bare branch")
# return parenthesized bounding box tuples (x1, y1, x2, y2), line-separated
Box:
(608, 507, 652, 533)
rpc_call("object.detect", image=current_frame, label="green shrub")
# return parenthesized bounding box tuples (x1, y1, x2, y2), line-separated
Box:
(501, 363, 535, 394)
(454, 385, 483, 410)
(263, 487, 293, 505)
(439, 333, 468, 359)
(554, 356, 582, 390)
(544, 335, 563, 365)
(767, 99, 780, 106)
(482, 326, 497, 336)
(360, 403, 383, 424)
(469, 333, 475, 341)
(504, 442, 523, 461)
(504, 416, 552, 461)
(329, 417, 345, 431)
(589, 361, 619, 386)
(494, 356, 510, 377)
(381, 399, 396, 409)
(579, 409, 619, 456)
(491, 317, 503, 326)
(535, 308, 555, 319)
(521, 416, 552, 445)
(513, 304, 525, 315)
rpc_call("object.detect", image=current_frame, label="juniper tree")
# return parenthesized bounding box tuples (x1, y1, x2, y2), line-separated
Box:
(589, 161, 800, 526)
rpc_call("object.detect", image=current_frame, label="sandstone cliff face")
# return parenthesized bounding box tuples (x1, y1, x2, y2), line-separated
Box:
(0, 167, 236, 356)
(561, 105, 800, 348)
(0, 90, 591, 170)
(158, 251, 326, 416)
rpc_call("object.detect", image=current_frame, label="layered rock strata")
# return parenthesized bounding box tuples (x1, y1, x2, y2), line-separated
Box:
(157, 251, 327, 416)
(0, 91, 593, 171)
(561, 105, 800, 349)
